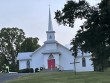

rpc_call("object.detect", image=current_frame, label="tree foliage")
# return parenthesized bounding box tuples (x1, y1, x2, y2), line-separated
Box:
(55, 0, 94, 27)
(20, 37, 40, 52)
(55, 0, 110, 71)
(0, 27, 25, 71)
(0, 27, 41, 72)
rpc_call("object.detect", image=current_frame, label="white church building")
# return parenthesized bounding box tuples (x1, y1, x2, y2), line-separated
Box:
(17, 8, 94, 72)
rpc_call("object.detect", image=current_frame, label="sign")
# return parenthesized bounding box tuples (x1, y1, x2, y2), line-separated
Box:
(70, 62, 80, 64)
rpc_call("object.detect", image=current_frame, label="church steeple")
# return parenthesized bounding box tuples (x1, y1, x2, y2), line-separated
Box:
(46, 7, 55, 41)
(48, 7, 53, 31)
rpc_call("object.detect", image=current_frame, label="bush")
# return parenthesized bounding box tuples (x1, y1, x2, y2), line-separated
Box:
(35, 68, 39, 72)
(29, 68, 34, 73)
(40, 67, 43, 71)
(18, 68, 34, 73)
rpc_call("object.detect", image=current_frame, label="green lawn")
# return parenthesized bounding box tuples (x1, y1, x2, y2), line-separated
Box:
(6, 72, 110, 83)
(0, 73, 4, 76)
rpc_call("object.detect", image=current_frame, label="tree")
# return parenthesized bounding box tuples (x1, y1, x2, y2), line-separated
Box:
(20, 37, 40, 52)
(0, 53, 8, 72)
(0, 27, 25, 72)
(55, 0, 95, 56)
(55, 0, 94, 27)
(55, 0, 110, 71)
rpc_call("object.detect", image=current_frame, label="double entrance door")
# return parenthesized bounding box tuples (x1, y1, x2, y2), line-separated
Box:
(48, 59, 55, 69)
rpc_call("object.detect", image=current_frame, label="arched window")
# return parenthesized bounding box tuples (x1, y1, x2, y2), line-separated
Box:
(49, 35, 52, 39)
(82, 57, 86, 67)
(27, 60, 30, 68)
(48, 54, 54, 59)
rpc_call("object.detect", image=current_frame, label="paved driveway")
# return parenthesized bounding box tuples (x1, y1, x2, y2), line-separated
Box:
(0, 73, 29, 83)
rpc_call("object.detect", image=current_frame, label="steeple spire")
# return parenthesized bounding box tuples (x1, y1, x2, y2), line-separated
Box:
(45, 6, 56, 42)
(48, 7, 53, 31)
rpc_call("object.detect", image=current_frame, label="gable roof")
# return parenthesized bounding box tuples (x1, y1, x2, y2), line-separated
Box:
(30, 42, 71, 56)
(17, 52, 33, 60)
(57, 42, 91, 57)
(30, 45, 45, 57)
(57, 42, 72, 52)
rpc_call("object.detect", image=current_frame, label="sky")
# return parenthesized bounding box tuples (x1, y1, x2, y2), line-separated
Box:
(0, 0, 101, 46)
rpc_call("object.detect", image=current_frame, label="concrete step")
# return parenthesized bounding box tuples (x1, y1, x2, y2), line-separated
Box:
(41, 68, 59, 72)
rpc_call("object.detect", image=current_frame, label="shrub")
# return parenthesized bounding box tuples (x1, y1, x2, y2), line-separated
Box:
(40, 67, 43, 71)
(35, 68, 39, 72)
(29, 68, 34, 73)
(18, 68, 34, 73)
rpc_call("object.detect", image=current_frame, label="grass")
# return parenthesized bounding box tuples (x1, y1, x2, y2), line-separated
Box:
(0, 73, 4, 76)
(6, 71, 110, 83)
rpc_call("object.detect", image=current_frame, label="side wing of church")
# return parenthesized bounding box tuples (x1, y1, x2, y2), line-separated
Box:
(17, 8, 94, 72)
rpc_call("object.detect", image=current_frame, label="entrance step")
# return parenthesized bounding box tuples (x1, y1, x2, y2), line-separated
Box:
(41, 68, 59, 72)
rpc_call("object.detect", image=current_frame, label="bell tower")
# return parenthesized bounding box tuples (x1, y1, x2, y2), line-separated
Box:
(46, 7, 55, 41)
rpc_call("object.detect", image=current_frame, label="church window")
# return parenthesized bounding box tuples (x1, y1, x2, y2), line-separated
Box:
(27, 60, 30, 68)
(82, 57, 86, 67)
(48, 54, 54, 59)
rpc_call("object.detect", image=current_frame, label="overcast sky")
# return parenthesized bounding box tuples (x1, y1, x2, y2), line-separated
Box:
(0, 0, 101, 46)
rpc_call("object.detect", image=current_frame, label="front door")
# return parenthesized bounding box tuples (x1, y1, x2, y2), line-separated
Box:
(48, 59, 55, 69)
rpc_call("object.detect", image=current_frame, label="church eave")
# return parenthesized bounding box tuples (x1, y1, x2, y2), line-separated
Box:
(44, 40, 57, 44)
(42, 51, 61, 54)
(76, 55, 92, 58)
(42, 49, 61, 54)
(18, 58, 31, 61)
